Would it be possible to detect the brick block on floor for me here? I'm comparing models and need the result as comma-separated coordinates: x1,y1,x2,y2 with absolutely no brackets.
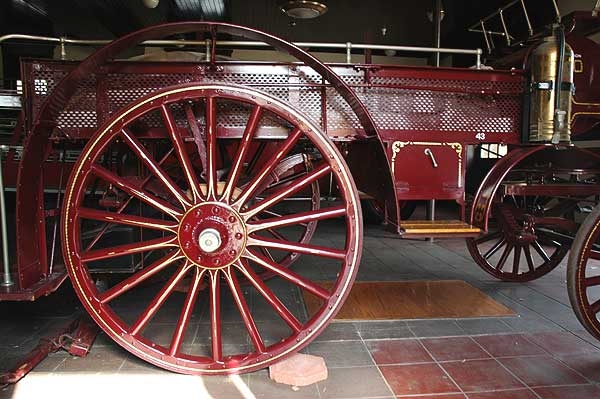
269,353,327,386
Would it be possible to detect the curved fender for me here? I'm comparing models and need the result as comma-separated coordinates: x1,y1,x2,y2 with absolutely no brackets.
470,145,548,231
16,22,382,276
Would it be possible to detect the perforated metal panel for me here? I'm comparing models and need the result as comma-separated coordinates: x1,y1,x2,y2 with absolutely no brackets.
22,60,525,140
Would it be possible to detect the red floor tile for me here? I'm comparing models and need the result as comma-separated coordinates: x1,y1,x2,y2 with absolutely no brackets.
498,356,587,387
367,339,433,365
403,395,466,399
473,334,546,357
533,384,600,399
379,363,460,395
526,331,600,356
442,359,525,392
421,337,490,362
466,389,538,399
558,352,600,382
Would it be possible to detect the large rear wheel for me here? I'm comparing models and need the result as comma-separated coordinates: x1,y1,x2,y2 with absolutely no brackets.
62,83,362,374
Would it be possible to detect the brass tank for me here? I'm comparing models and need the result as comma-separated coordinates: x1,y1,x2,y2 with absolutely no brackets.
528,35,574,142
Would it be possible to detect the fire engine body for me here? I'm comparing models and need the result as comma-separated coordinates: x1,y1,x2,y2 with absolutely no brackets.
0,6,599,375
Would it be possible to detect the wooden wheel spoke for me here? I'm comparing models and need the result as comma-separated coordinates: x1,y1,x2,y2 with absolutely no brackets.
78,207,178,232
91,164,181,218
484,237,506,260
532,240,551,262
120,128,191,208
161,105,202,202
512,246,522,275
222,106,262,203
584,275,600,287
495,243,513,271
85,149,176,251
99,251,182,304
248,236,346,260
234,127,303,207
260,209,310,228
247,205,345,233
243,163,331,219
266,228,287,242
208,270,222,362
81,236,178,263
235,260,303,332
223,267,266,353
130,262,192,336
204,96,218,200
475,231,502,245
523,245,535,272
590,298,600,315
245,249,331,300
169,268,206,356
184,103,208,174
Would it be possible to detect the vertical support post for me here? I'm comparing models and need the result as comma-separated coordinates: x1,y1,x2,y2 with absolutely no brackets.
499,9,511,46
345,42,352,64
476,49,482,69
0,146,13,286
520,0,534,36
205,38,211,62
433,0,442,67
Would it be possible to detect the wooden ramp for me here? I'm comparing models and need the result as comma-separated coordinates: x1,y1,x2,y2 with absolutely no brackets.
399,220,481,238
304,280,515,320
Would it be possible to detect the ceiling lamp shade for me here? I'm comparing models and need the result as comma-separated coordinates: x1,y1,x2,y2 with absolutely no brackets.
280,1,328,19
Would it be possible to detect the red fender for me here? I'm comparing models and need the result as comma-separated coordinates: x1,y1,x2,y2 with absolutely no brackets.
470,145,549,231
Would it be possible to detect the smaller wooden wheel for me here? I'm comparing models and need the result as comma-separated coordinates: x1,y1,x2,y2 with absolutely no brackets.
568,203,600,341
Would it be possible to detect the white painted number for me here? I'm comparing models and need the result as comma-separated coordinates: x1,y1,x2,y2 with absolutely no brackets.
475,133,486,140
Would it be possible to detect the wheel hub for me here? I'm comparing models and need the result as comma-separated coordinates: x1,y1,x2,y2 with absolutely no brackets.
178,203,246,268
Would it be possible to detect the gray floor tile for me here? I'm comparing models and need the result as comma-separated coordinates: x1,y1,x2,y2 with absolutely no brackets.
307,341,374,368
317,366,393,399
248,369,320,398
407,319,466,338
354,321,414,340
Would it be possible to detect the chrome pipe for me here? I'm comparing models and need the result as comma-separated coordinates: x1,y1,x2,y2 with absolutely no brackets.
0,34,482,63
499,9,511,46
0,145,13,287
520,0,534,36
346,42,352,64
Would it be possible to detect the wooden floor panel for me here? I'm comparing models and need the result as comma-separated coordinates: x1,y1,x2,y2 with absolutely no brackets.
304,280,515,320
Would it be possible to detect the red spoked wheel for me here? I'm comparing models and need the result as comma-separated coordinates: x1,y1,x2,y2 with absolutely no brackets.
568,203,600,341
467,170,586,282
62,83,362,374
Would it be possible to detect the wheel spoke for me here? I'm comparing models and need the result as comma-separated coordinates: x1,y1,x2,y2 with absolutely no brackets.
91,164,181,218
234,127,303,208
223,267,266,353
243,163,332,219
161,105,202,202
235,260,303,332
495,243,513,271
99,251,183,304
512,246,522,275
523,245,535,272
532,240,551,262
85,149,176,251
184,103,208,175
585,276,600,287
248,236,346,260
484,237,506,260
81,235,178,263
120,128,192,208
247,205,345,233
245,249,331,300
589,249,600,260
78,207,178,232
169,268,206,356
204,96,218,200
221,105,262,203
130,262,192,336
475,231,502,245
208,270,222,362
590,298,600,315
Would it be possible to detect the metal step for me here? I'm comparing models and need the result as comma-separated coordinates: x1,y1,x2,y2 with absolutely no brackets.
399,220,481,238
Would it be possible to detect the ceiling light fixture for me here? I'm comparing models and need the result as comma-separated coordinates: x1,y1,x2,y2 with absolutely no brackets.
280,1,328,19
142,0,160,9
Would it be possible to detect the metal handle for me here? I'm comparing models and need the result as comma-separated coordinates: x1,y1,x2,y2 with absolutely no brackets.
0,145,13,286
424,148,438,168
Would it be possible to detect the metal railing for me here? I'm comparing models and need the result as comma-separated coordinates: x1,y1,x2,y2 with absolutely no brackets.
0,34,483,68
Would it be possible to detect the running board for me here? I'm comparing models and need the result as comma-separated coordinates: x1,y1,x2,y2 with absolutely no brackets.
399,220,481,238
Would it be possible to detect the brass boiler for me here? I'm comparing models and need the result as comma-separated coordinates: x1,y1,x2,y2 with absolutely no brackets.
528,35,574,142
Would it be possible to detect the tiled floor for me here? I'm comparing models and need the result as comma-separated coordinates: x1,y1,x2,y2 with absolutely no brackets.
1,216,600,398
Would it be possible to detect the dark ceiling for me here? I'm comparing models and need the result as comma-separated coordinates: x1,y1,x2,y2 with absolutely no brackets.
0,0,573,81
